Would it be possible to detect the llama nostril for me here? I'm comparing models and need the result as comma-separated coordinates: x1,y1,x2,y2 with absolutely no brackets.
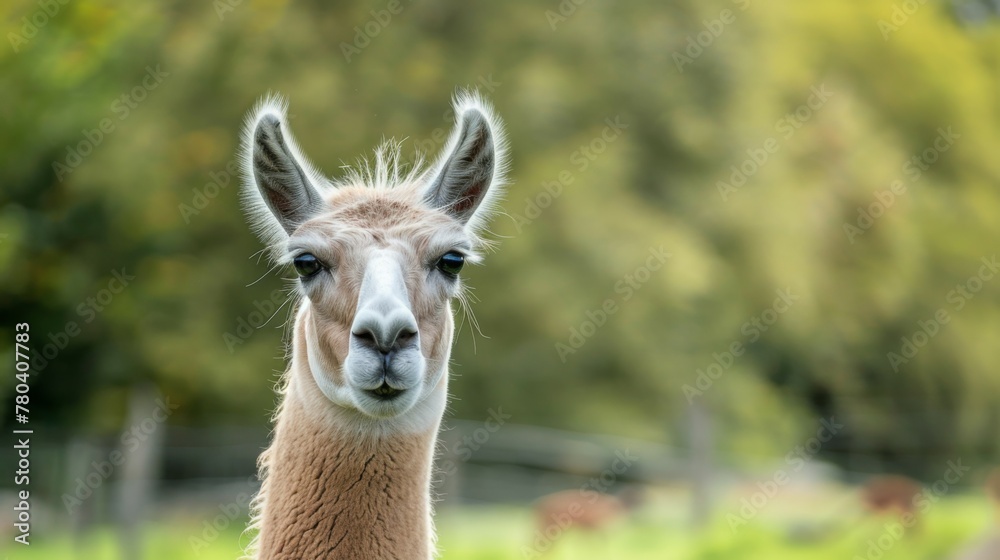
351,326,416,354
395,329,418,347
352,329,379,351
351,308,418,354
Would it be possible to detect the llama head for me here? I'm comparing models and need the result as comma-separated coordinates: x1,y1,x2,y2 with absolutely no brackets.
241,93,507,425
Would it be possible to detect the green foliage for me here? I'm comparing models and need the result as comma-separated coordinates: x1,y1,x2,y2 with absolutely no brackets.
1,0,999,473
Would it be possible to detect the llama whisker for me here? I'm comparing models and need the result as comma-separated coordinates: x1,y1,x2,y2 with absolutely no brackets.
258,292,295,330
455,286,488,355
245,260,285,288
249,246,269,263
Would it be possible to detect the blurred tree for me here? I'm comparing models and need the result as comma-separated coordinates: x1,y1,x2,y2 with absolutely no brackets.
0,0,998,481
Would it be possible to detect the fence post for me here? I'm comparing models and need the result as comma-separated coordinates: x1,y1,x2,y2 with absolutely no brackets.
688,399,713,528
116,384,166,560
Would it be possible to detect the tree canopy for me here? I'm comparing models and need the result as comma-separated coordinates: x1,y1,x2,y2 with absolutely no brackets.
2,0,999,478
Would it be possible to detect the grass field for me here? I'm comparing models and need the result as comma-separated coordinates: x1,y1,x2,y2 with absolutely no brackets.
1,497,992,559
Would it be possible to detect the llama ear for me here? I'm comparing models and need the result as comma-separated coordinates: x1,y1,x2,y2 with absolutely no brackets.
424,100,503,228
249,112,325,235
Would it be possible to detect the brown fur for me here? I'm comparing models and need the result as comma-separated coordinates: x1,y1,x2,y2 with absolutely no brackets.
860,475,923,519
254,355,436,559
535,491,630,536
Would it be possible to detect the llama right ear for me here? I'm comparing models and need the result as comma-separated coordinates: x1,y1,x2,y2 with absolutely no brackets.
249,112,325,235
424,94,507,232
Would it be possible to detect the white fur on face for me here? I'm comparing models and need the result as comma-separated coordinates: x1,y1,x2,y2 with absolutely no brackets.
242,92,506,435
294,219,460,432
302,301,355,409
301,293,452,435
343,250,425,418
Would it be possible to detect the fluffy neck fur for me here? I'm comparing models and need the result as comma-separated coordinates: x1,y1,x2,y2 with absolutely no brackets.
249,318,443,560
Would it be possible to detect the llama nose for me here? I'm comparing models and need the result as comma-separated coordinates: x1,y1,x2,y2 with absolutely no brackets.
351,305,419,355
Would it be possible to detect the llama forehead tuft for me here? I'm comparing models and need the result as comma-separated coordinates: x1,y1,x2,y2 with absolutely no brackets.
290,188,465,254
239,91,508,259
323,190,446,230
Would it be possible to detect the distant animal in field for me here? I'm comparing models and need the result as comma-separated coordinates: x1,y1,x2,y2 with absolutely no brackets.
860,475,923,520
532,487,642,545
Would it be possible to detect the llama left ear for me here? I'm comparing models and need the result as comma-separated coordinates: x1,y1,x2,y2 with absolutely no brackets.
424,96,505,229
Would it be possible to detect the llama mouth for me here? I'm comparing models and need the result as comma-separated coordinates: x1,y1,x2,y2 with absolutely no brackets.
366,382,404,401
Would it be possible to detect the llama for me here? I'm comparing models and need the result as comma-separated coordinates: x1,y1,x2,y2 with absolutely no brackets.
238,92,507,559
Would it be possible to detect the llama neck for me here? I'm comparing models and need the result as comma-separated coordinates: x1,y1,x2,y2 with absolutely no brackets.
254,370,439,560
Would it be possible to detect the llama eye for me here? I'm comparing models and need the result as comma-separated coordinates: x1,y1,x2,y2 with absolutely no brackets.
292,253,323,278
436,251,465,277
